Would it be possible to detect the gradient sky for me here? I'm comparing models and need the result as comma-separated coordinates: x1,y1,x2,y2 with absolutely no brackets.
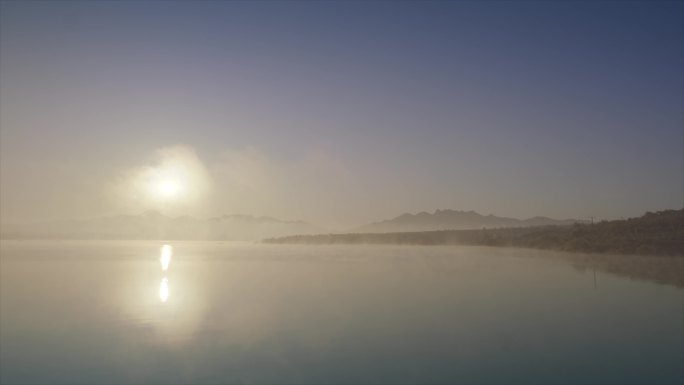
1,1,682,227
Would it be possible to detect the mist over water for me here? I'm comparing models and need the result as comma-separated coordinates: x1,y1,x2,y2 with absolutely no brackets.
1,2,682,384
1,241,682,384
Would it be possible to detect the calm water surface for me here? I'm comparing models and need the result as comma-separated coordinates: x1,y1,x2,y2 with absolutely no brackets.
1,241,682,384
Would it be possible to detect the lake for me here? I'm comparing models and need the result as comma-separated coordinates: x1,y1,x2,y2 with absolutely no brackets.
1,241,682,384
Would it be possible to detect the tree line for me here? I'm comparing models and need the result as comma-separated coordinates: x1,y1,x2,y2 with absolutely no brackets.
264,209,683,256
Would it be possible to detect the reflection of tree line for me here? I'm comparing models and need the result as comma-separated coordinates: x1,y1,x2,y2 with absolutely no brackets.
265,210,684,286
565,252,684,288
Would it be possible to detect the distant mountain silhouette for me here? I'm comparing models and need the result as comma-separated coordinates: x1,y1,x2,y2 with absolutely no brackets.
0,210,322,241
356,209,579,233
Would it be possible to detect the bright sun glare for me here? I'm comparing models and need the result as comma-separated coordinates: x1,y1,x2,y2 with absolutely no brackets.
158,180,180,198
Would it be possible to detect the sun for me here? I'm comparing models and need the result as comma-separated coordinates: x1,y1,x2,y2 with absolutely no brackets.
158,180,180,198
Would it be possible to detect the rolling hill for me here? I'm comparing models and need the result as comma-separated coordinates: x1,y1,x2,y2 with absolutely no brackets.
356,209,579,232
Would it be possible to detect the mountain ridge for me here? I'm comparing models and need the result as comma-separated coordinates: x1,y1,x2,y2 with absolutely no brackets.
356,209,580,233
2,208,584,240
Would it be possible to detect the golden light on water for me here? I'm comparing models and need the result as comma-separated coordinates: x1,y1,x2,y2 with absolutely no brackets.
160,244,172,271
159,277,169,302
159,244,172,303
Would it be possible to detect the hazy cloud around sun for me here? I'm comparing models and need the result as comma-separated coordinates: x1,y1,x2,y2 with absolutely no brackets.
111,144,355,226
211,146,355,225
112,145,213,216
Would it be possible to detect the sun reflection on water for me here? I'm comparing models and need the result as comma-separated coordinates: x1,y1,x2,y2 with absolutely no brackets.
160,244,172,271
159,244,172,303
160,277,169,302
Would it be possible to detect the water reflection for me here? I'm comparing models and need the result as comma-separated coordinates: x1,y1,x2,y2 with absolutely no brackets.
1,242,682,385
159,244,172,303
159,277,169,302
160,244,172,271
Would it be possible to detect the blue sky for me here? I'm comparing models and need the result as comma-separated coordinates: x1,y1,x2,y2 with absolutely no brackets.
1,1,682,226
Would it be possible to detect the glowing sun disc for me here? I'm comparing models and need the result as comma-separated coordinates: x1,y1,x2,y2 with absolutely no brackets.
158,180,179,198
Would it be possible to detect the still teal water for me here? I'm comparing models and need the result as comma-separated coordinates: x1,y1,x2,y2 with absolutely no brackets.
1,241,682,384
